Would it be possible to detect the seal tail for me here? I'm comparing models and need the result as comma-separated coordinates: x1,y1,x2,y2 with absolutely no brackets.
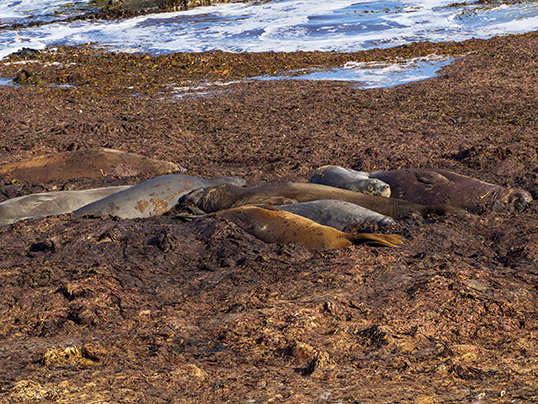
349,233,403,248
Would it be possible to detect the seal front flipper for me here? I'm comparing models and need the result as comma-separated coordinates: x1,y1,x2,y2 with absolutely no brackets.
415,171,449,186
418,203,467,217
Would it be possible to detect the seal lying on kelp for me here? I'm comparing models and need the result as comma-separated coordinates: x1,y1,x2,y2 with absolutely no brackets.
217,204,402,249
178,182,464,219
278,200,395,230
75,174,246,219
0,148,182,182
310,165,391,197
0,185,131,225
368,169,532,211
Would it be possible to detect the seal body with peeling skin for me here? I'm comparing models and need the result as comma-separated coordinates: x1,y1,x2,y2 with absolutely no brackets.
217,204,402,249
178,182,464,219
368,169,533,211
310,165,391,197
75,174,246,219
0,186,132,225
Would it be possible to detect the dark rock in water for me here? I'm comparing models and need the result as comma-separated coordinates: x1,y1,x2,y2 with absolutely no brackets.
12,48,41,57
13,70,38,85
114,0,240,13
115,0,184,12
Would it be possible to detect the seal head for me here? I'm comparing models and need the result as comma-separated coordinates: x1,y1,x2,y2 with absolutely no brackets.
310,165,391,197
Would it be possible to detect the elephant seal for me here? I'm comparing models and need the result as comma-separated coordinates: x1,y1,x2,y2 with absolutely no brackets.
368,169,533,210
178,182,464,219
0,185,131,225
278,200,395,230
310,166,391,197
217,204,402,249
0,148,182,182
75,174,246,219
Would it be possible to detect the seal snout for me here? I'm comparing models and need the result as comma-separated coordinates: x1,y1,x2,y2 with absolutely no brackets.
512,189,533,204
498,187,533,206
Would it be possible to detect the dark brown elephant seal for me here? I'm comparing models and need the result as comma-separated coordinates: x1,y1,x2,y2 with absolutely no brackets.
217,204,402,249
368,169,532,210
0,148,182,182
310,165,391,197
178,182,464,219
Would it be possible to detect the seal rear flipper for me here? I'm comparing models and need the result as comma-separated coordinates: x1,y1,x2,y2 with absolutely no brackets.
349,233,403,248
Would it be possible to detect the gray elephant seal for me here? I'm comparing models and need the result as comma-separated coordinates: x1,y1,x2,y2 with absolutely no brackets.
178,182,464,219
0,186,131,225
310,165,391,197
278,200,395,230
75,174,246,219
0,148,182,182
217,204,402,249
368,169,533,210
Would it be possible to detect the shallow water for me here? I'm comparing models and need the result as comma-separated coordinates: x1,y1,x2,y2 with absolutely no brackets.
1,0,537,86
267,55,456,88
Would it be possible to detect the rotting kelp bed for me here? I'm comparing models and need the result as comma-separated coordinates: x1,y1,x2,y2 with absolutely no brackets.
1,32,538,402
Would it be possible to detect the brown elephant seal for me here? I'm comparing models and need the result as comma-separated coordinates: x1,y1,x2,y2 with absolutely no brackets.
310,165,391,197
278,200,395,230
0,185,131,225
368,169,533,211
178,182,464,219
217,204,402,249
75,174,246,219
0,148,183,182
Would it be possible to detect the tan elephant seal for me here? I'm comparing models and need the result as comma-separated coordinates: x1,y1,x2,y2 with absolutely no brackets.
75,174,246,219
0,148,183,182
278,200,395,230
217,204,402,249
368,169,533,211
310,165,391,197
178,182,464,219
0,185,131,225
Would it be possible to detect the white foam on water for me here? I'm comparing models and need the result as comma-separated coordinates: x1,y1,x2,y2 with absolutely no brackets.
2,0,538,58
1,0,537,84
0,0,104,26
